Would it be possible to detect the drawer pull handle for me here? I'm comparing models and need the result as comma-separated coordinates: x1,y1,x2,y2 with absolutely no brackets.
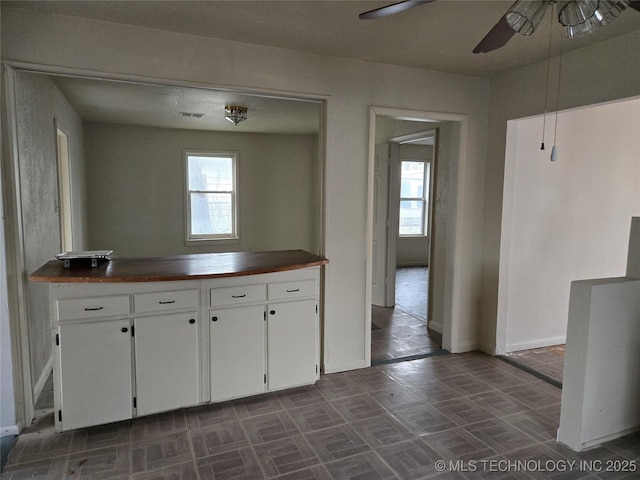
286,289,300,293
211,316,218,322
84,306,104,311
232,294,246,298
158,300,175,304
270,310,276,315
189,318,196,324
121,327,128,333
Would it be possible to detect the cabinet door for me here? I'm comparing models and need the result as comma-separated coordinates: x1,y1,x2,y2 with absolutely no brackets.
58,319,132,430
134,312,199,416
210,305,265,401
267,299,317,391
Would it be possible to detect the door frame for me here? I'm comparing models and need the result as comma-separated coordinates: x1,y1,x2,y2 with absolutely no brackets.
365,106,469,364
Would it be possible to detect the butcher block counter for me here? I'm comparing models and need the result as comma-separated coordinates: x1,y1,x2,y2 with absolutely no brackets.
31,250,327,432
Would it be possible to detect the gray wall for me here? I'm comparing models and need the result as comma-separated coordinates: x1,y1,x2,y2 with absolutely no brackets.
84,123,320,256
14,71,87,407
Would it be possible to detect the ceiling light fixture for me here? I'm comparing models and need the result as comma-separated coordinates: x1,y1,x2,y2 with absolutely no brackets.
224,105,248,125
505,0,629,39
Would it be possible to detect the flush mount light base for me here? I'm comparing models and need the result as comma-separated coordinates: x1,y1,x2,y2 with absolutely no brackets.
224,105,248,125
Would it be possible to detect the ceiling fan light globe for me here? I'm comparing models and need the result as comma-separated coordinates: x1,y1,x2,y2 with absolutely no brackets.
558,0,628,38
505,0,549,35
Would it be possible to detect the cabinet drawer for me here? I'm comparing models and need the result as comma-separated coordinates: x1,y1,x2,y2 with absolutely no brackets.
134,289,198,313
57,295,130,321
268,280,315,301
210,284,265,307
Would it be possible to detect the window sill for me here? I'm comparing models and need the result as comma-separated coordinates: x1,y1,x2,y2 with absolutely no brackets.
185,238,240,247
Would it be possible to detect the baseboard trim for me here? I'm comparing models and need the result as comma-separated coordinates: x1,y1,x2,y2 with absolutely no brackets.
323,359,368,374
428,321,443,334
0,425,19,437
506,336,566,352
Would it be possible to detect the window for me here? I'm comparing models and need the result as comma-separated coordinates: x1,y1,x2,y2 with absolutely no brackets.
185,151,238,242
399,160,430,236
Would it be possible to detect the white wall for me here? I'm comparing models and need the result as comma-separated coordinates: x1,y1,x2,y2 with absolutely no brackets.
84,123,319,257
1,7,489,374
500,98,640,351
482,30,640,354
13,71,87,405
0,164,16,436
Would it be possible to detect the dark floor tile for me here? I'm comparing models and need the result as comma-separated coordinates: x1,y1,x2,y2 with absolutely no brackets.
5,431,73,466
232,393,284,419
196,447,265,480
323,451,398,480
406,379,460,404
287,402,345,433
1,456,68,480
277,385,326,409
409,357,464,380
131,409,187,443
315,372,365,401
272,464,332,480
464,418,538,454
535,402,562,424
439,373,495,396
421,427,496,463
184,401,238,429
376,438,441,479
467,389,531,417
64,444,131,479
348,369,401,393
130,431,193,474
190,420,249,457
502,381,562,410
472,368,530,390
433,397,494,427
370,384,426,413
392,404,458,437
304,424,370,462
330,393,388,423
241,410,301,444
130,461,199,480
507,410,559,443
253,435,320,477
349,413,414,448
70,421,132,453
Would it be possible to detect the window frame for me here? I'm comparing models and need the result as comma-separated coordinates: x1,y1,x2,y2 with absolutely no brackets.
398,159,430,238
184,150,239,245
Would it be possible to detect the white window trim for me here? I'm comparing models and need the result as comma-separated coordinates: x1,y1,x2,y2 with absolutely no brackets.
399,159,429,238
184,150,239,245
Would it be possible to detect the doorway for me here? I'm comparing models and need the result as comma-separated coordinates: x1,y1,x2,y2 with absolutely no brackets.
370,121,443,363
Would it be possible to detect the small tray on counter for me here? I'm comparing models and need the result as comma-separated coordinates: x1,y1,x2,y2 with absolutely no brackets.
56,250,113,268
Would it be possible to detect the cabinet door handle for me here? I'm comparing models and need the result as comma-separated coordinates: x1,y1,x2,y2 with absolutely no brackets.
158,300,175,304
211,316,218,322
232,294,246,298
84,306,104,311
189,318,196,324
286,289,300,293
270,310,276,315
121,327,128,333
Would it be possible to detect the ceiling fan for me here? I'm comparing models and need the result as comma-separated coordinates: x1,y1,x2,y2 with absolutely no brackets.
359,0,640,53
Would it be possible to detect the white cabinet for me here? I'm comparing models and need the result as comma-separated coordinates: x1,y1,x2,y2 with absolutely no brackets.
48,266,321,432
210,305,265,401
134,312,199,416
58,319,132,430
267,299,317,391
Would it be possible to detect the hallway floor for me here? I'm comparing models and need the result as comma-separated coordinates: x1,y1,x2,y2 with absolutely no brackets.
504,345,566,387
4,351,639,479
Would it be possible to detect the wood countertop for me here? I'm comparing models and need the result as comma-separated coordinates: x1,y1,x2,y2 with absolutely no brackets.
29,250,328,283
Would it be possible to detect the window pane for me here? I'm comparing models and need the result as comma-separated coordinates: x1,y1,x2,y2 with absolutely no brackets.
399,200,423,235
190,192,233,235
188,156,233,191
400,161,424,198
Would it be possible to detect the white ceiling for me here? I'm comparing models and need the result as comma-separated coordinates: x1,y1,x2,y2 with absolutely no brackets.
11,1,640,134
8,0,640,77
49,75,322,134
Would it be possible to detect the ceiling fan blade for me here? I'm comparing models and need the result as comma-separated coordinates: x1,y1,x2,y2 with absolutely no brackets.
473,15,517,53
359,0,435,20
628,1,640,12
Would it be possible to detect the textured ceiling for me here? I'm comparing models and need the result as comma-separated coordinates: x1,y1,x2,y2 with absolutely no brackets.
6,0,640,77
